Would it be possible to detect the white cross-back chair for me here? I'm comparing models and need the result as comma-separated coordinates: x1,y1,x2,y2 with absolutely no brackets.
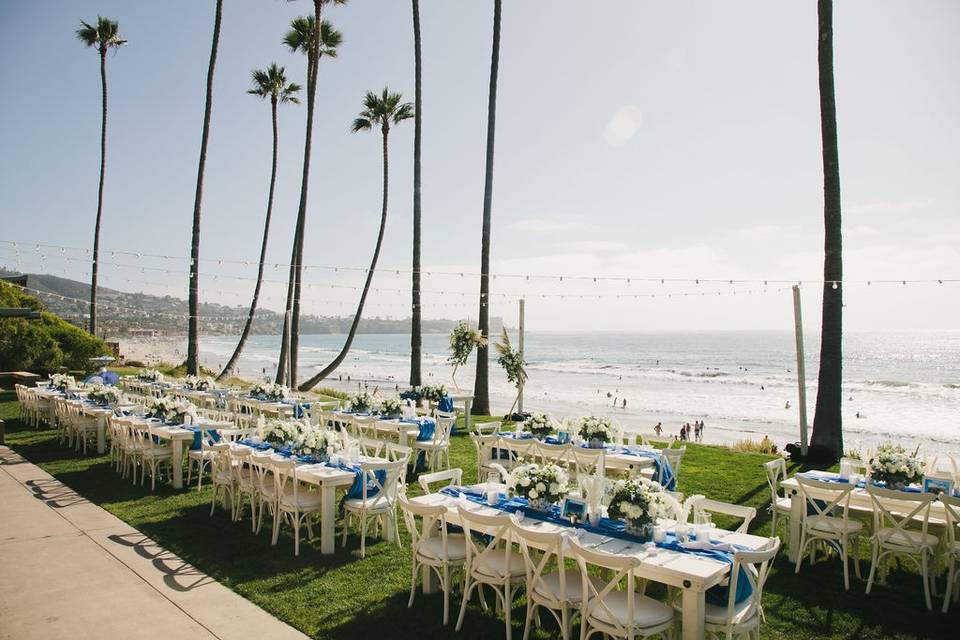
341,459,406,558
687,497,757,534
569,536,675,640
399,495,468,625
474,420,502,436
514,522,598,640
662,446,685,482
567,446,605,479
865,485,938,610
271,458,322,556
672,537,781,640
794,476,863,590
536,441,571,467
250,450,277,536
134,423,173,490
209,442,236,518
186,426,222,490
455,505,526,640
939,494,960,613
763,458,792,537
413,416,455,471
418,468,463,494
230,446,258,530
471,434,503,483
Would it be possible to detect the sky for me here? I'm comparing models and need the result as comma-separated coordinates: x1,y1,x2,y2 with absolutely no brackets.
1,0,958,333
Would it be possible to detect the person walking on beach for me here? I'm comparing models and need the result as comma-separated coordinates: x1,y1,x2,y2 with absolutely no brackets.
622,398,627,409
654,422,662,437
679,425,687,441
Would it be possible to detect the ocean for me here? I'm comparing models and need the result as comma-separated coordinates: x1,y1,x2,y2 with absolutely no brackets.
198,331,960,457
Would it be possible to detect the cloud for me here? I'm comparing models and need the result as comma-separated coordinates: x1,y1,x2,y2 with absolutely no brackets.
507,217,585,233
603,105,643,146
847,199,934,216
553,240,628,253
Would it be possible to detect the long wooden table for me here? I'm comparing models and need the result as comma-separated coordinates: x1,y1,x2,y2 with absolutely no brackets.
411,487,772,640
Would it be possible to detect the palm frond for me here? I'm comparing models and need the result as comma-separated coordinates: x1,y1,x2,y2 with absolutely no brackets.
351,117,372,133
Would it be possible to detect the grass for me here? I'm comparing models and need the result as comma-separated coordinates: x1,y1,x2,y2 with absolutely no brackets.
1,392,955,639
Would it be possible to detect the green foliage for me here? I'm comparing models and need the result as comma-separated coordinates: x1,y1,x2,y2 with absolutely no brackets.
447,320,486,367
0,282,109,372
494,327,526,389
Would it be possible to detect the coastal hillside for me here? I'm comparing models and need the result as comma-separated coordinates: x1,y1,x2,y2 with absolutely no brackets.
0,269,463,336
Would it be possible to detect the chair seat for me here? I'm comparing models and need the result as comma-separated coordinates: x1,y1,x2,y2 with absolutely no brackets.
343,495,393,512
414,442,448,450
258,483,278,499
589,592,674,629
533,569,600,603
876,527,938,549
773,497,792,513
188,450,216,460
673,596,757,626
808,515,862,535
280,490,322,510
142,446,173,458
212,471,234,485
418,535,468,562
475,553,526,579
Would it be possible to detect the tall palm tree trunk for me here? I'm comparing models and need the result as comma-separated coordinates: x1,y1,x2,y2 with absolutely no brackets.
300,127,390,390
187,0,223,376
219,98,279,381
89,48,108,337
810,0,844,460
409,0,423,387
279,1,322,387
472,0,502,416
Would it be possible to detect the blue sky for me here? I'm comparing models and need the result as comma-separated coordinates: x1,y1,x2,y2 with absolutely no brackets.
1,0,958,332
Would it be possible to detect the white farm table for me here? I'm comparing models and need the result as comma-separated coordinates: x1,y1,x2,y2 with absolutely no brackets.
410,488,772,640
780,470,951,564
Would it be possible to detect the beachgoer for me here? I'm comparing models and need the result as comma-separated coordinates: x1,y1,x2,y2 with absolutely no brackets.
785,401,791,409
622,398,627,409
679,427,686,441
613,396,618,407
654,422,662,436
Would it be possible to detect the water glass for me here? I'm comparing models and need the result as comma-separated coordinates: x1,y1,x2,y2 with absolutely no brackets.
653,526,666,543
675,524,690,543
487,471,500,486
486,489,499,505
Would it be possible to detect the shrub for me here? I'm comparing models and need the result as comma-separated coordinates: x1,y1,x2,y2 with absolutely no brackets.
731,436,779,455
0,282,110,372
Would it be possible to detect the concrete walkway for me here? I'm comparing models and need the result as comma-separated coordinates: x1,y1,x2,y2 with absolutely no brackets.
0,446,310,640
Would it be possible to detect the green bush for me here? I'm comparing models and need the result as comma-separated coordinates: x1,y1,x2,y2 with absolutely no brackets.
0,282,110,372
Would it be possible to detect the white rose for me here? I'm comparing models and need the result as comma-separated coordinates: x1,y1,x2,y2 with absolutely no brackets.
536,482,546,492
529,489,539,499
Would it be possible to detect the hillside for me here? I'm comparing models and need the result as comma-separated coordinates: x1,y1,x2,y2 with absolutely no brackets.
0,270,465,337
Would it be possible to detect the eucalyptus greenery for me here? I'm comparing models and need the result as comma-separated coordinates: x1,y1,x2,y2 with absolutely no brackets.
495,327,527,417
447,320,487,389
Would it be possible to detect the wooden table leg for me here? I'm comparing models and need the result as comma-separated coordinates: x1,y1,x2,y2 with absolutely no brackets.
462,399,473,434
320,485,337,554
788,488,803,563
171,440,184,489
681,585,705,640
97,415,107,454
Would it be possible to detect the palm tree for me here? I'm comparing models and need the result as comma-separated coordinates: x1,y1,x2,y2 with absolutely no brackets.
75,16,126,338
810,0,844,461
217,65,300,381
409,0,424,388
472,0,503,416
275,7,344,386
186,0,224,376
299,88,413,390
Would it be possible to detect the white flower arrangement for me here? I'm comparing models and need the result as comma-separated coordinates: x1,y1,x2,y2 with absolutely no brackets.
88,384,122,405
349,391,375,413
49,373,75,390
508,460,569,505
145,396,197,424
869,443,925,487
293,421,341,458
138,369,164,382
263,418,301,447
579,416,613,443
522,412,554,438
184,375,215,391
420,384,448,402
250,381,289,401
606,477,676,528
379,396,403,416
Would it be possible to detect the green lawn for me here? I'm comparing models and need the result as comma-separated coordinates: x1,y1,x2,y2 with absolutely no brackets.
1,392,954,639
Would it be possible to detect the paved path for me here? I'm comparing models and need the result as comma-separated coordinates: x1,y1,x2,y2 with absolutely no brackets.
0,446,310,640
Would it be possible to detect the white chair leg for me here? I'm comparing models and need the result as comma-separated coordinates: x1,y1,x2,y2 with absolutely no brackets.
456,579,476,631
944,559,956,613
922,552,933,611
865,544,879,595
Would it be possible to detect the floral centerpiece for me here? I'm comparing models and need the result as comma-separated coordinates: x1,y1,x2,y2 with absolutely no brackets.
293,421,341,459
606,477,675,540
579,416,613,448
138,369,163,382
49,373,74,391
869,443,925,489
184,375,215,392
250,381,288,402
263,418,301,448
508,461,569,512
522,412,554,439
399,387,422,402
88,385,122,406
448,321,487,390
420,384,448,403
379,396,403,418
145,396,197,424
349,391,375,413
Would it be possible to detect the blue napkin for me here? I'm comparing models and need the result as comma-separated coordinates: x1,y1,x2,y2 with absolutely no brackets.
187,426,221,451
439,395,454,413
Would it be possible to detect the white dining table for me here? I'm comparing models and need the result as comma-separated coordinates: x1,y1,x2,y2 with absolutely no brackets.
780,470,951,564
410,487,772,640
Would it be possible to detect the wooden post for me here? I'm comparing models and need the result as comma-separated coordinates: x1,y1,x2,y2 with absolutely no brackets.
518,298,525,413
792,285,809,457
